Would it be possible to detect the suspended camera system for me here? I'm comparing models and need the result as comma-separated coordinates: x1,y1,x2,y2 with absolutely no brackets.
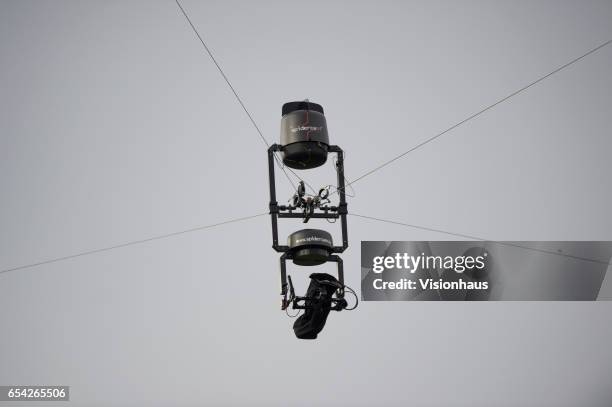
268,101,357,339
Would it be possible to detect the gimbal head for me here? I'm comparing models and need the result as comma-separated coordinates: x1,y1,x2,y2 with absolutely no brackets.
287,275,348,312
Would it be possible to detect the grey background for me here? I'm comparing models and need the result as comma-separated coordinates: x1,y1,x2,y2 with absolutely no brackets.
1,0,611,406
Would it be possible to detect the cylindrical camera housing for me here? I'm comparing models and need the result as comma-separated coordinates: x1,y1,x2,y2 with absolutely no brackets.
280,101,329,169
287,228,333,266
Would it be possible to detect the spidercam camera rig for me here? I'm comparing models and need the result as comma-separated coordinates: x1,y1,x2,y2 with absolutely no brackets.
268,101,356,339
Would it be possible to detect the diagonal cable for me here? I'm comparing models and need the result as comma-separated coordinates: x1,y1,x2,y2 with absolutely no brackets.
333,39,612,195
174,0,269,147
0,212,267,275
174,0,306,193
350,213,611,266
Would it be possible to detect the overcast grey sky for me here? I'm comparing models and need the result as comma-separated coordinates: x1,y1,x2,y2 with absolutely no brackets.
1,1,612,406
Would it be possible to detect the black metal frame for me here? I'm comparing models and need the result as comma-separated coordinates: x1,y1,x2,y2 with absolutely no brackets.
279,253,346,310
268,144,349,309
